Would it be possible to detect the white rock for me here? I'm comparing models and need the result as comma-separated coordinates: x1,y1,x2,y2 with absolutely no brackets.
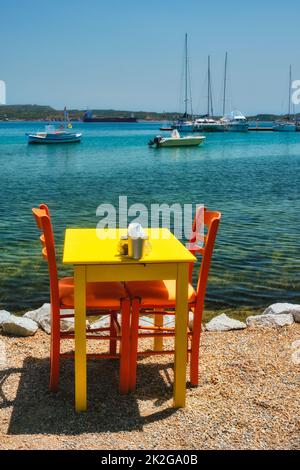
138,315,157,331
2,315,38,337
89,315,119,336
263,303,300,322
294,312,300,323
0,310,11,327
188,311,206,331
89,316,111,330
205,313,246,332
89,315,112,335
24,303,51,334
0,339,7,370
138,312,193,330
137,312,201,332
24,303,50,323
246,313,294,328
24,304,87,334
39,313,82,335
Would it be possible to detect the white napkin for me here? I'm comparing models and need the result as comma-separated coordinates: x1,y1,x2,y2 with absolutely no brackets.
128,222,146,239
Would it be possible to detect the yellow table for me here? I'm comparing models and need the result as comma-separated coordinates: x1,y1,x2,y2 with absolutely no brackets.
63,228,196,411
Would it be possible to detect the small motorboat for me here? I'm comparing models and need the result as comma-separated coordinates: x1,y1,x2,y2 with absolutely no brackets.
26,108,82,144
148,129,205,148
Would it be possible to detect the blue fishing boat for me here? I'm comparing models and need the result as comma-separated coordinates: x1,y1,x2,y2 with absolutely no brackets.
26,108,82,144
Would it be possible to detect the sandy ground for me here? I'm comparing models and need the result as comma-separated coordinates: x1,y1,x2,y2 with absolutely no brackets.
0,325,299,450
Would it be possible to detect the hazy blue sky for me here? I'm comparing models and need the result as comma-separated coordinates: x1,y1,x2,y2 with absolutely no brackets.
1,0,300,114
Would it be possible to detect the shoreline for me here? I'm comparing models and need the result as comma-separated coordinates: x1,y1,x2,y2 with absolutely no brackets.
11,306,263,323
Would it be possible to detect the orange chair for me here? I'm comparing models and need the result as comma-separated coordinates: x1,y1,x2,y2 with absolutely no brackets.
32,204,131,394
126,208,221,391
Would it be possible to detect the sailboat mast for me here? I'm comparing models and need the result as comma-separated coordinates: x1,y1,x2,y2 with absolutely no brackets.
223,52,228,116
184,33,188,117
208,55,211,117
288,65,292,119
209,58,214,117
64,106,67,129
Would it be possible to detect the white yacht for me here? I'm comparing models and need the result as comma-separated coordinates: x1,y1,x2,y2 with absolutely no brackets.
222,110,249,132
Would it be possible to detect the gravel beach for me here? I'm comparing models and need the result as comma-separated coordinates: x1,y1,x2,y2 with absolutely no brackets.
0,325,299,450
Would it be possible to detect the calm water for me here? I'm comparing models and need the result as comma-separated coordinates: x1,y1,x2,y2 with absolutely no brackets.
0,121,300,311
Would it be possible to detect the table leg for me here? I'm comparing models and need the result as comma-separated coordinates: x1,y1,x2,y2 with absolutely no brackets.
74,265,87,412
174,263,189,408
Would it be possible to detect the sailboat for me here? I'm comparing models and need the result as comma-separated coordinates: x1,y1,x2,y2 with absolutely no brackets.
26,107,82,144
172,34,194,133
220,52,248,132
194,56,225,132
273,65,296,132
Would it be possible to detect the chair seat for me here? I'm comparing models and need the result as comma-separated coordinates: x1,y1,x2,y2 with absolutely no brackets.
125,280,196,306
59,277,126,308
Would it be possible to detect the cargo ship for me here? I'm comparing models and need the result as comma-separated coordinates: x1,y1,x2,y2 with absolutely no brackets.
82,110,137,123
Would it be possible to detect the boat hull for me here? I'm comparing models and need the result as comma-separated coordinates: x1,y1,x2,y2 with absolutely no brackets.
27,133,82,144
83,117,137,123
193,123,226,132
273,123,296,132
224,123,248,132
175,125,194,133
151,136,206,148
172,121,194,133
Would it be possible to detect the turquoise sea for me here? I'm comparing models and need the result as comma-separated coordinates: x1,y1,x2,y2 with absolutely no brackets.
0,121,300,312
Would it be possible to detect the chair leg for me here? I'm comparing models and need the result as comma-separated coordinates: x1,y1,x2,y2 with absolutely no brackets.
49,305,60,392
129,298,140,392
109,311,117,356
119,298,130,394
190,308,203,386
153,310,164,351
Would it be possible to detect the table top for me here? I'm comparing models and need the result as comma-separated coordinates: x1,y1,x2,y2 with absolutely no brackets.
63,228,196,265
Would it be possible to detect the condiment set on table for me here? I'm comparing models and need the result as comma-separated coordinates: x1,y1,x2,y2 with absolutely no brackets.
118,223,151,259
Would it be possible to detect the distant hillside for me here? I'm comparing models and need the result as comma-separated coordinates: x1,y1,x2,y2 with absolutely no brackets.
0,105,300,122
0,105,59,120
247,113,300,121
0,105,180,121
